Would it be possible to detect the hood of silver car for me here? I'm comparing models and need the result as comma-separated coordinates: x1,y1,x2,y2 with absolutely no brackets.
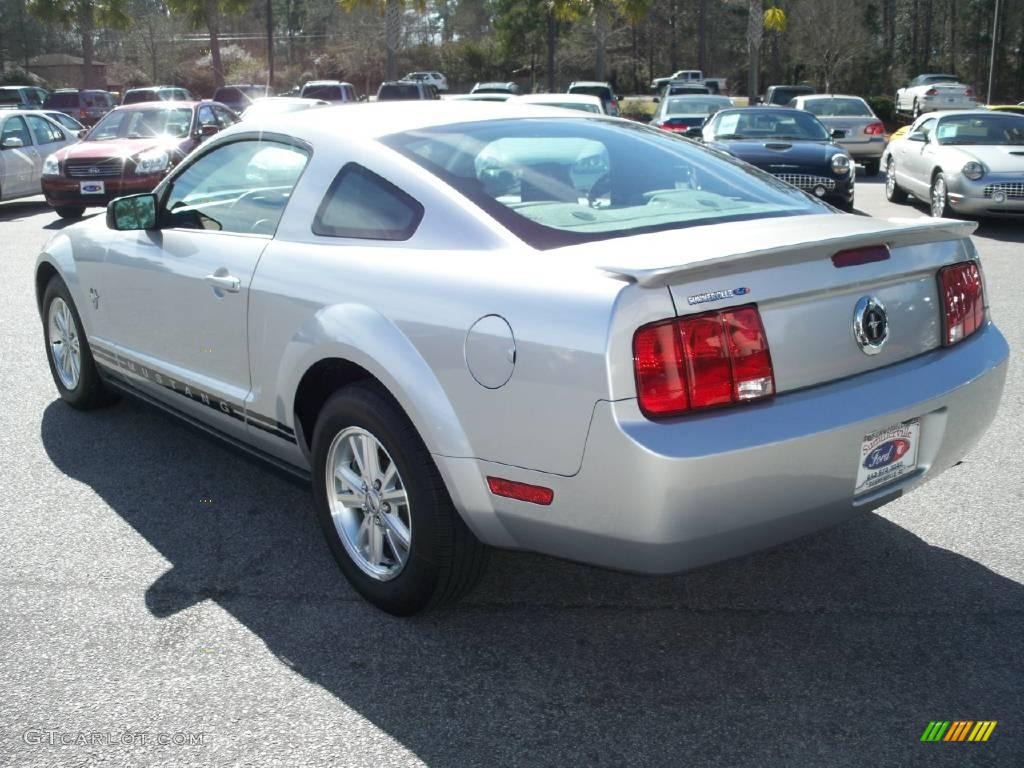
948,145,1024,174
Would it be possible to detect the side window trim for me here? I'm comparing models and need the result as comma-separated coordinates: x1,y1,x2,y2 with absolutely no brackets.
312,163,424,241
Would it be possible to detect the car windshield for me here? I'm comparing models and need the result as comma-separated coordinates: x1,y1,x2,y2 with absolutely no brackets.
303,85,342,100
665,98,727,116
47,92,79,107
383,118,828,249
935,114,1024,145
379,84,422,100
570,86,612,99
123,90,157,104
89,107,193,140
474,86,511,94
709,110,830,141
768,88,812,104
802,98,872,117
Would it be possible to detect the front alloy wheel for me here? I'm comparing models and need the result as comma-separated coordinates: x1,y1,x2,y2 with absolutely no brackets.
326,426,412,581
885,159,908,203
931,173,952,218
48,297,81,391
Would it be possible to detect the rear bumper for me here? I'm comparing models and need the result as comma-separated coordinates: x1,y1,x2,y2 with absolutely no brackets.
42,174,164,208
444,323,1008,573
841,139,886,161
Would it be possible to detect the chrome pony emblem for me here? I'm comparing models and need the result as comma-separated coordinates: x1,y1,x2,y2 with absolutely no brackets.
853,296,888,355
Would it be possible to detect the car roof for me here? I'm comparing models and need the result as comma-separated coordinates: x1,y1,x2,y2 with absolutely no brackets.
237,100,608,140
664,94,731,102
570,81,611,87
925,109,1014,118
797,94,865,101
111,100,205,111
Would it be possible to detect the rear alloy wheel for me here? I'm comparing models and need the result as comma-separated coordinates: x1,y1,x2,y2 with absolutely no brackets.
55,206,85,219
42,276,117,409
930,172,953,218
885,158,908,203
912,100,921,119
311,383,488,615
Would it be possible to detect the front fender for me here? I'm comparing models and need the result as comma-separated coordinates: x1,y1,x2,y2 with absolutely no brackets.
279,302,474,460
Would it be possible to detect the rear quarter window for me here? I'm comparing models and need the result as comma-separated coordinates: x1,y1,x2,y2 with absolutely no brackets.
313,163,423,240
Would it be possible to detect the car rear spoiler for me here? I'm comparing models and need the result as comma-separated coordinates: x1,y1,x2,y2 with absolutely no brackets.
600,217,978,288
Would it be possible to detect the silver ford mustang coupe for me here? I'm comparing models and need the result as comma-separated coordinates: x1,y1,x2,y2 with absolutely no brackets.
883,110,1024,217
36,102,1009,614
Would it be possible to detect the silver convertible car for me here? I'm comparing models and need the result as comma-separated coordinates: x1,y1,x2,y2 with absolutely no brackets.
36,102,1009,614
883,110,1024,217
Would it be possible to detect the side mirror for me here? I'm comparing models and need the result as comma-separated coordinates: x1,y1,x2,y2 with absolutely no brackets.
199,124,219,137
2,136,24,149
684,127,704,140
906,132,927,143
76,129,88,139
652,96,661,104
831,128,848,140
107,193,157,231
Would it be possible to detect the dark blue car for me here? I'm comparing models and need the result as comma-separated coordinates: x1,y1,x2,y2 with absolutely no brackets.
699,107,855,211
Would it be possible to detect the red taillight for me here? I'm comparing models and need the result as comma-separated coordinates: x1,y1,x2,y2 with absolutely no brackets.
486,477,554,505
938,262,985,346
965,88,974,98
864,122,886,136
611,99,619,111
925,88,939,96
633,304,774,418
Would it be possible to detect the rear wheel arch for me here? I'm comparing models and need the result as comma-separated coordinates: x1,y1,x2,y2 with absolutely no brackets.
293,357,380,456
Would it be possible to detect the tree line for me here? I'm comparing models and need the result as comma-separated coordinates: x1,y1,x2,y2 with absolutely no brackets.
0,0,1019,102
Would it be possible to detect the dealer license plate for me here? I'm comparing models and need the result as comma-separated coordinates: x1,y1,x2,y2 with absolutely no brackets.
80,180,105,195
855,419,920,495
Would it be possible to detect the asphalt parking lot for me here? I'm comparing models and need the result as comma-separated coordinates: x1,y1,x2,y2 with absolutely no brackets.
1,174,1022,767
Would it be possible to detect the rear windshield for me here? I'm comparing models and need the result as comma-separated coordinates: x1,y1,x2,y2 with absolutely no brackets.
0,91,22,105
382,118,827,249
802,98,872,117
665,98,726,115
378,84,422,100
214,87,247,102
769,89,813,104
302,85,342,100
46,92,79,107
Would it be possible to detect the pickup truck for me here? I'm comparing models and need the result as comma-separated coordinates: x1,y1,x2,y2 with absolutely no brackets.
651,70,727,95
895,74,977,118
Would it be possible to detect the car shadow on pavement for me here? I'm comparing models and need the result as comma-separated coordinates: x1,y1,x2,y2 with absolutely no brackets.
40,397,1023,766
0,199,53,223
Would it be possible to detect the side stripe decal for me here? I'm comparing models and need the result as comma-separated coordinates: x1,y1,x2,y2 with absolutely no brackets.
92,344,296,444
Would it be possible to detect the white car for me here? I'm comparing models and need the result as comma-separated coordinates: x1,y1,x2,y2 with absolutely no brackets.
1,110,76,203
510,93,606,114
896,74,977,119
405,71,448,93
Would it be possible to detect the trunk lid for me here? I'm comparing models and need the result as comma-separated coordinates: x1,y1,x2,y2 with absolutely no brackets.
595,213,977,393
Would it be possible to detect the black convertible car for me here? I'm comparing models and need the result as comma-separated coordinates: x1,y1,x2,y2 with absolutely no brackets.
698,107,855,211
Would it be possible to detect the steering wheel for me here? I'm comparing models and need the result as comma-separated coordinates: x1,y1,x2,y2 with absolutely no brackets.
587,173,611,208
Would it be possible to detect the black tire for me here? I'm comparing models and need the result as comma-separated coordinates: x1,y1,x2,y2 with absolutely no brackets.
311,383,488,615
41,276,117,410
55,206,85,219
885,158,908,203
863,159,880,177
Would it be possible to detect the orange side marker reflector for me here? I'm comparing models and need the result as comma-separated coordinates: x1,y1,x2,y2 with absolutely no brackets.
486,477,554,506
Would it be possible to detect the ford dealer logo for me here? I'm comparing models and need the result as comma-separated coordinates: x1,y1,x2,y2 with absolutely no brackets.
863,438,911,470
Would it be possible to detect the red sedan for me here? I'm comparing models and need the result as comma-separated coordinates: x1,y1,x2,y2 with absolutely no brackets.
41,100,238,218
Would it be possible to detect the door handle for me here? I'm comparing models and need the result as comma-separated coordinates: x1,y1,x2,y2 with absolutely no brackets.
204,273,240,293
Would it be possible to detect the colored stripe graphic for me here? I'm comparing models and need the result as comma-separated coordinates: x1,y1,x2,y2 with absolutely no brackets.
921,721,950,741
921,721,996,742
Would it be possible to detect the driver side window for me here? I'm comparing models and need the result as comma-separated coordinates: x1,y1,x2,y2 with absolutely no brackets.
912,118,937,139
161,139,309,235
